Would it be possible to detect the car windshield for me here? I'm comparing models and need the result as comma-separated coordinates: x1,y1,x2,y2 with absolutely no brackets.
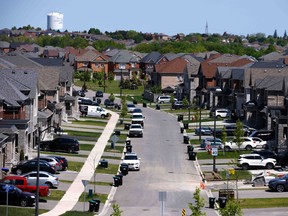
127,104,135,108
132,115,142,119
131,125,141,129
124,155,138,160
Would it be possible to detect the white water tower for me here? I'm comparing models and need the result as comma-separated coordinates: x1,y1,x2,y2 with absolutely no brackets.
47,12,64,30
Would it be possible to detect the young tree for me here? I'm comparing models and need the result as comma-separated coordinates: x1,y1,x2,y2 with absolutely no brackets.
111,203,123,216
183,96,189,109
109,93,115,102
188,187,206,216
120,96,128,120
219,200,243,216
233,119,245,151
221,126,227,155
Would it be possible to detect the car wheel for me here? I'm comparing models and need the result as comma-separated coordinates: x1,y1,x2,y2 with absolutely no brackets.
101,114,105,119
20,199,29,207
266,163,274,169
276,184,285,192
224,146,231,152
245,145,252,151
16,169,22,175
216,115,221,119
242,163,249,170
45,182,53,188
68,147,74,153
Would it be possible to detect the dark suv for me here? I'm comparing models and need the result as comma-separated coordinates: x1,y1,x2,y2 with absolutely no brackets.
11,160,56,175
40,137,80,153
0,183,35,207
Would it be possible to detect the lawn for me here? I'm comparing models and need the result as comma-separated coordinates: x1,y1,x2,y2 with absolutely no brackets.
196,150,251,160
68,161,85,172
74,80,144,96
96,163,119,175
65,130,101,139
0,207,48,215
239,197,288,208
71,120,108,127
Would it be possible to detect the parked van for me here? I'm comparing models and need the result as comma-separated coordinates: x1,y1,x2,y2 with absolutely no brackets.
79,105,108,118
249,130,275,141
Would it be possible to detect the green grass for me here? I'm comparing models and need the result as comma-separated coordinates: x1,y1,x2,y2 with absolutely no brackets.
78,192,108,203
60,211,95,216
74,80,144,95
68,161,85,172
196,150,251,160
80,144,95,151
104,145,124,153
0,207,48,215
96,163,119,174
239,198,288,208
102,155,122,160
45,190,66,200
218,170,251,180
71,120,108,127
65,130,101,139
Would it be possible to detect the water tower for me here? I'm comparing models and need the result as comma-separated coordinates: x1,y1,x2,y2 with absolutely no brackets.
47,12,63,30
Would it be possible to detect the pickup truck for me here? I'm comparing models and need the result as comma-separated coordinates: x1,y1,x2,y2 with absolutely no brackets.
1,175,50,197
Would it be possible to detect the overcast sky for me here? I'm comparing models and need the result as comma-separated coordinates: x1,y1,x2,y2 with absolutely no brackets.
0,0,287,37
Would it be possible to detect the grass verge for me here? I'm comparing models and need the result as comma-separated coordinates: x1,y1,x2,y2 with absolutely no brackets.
45,190,66,200
0,207,48,215
78,192,108,203
65,130,101,139
239,197,288,208
68,161,85,172
196,150,251,160
80,144,95,151
71,120,108,127
60,211,95,216
104,145,124,153
96,163,119,175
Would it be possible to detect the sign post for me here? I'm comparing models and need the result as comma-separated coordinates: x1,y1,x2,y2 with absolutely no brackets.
159,191,167,216
82,180,89,212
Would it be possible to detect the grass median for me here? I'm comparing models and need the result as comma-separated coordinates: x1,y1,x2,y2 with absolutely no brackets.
239,197,288,208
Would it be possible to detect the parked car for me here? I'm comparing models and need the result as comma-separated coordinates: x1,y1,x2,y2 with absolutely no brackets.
200,140,223,150
32,156,62,172
157,95,176,104
201,138,222,149
22,171,59,188
268,174,288,192
224,137,266,151
195,126,213,135
210,108,231,118
47,155,68,171
127,103,136,112
121,152,140,171
128,124,143,137
237,153,276,170
95,90,103,98
78,98,98,106
11,160,56,175
252,150,279,162
172,101,186,109
131,113,144,128
249,130,275,141
1,175,50,197
132,108,142,114
104,99,115,108
0,183,35,207
223,125,250,136
276,150,288,167
40,137,80,153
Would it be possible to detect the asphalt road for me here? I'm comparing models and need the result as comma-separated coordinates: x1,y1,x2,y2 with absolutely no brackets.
111,105,218,216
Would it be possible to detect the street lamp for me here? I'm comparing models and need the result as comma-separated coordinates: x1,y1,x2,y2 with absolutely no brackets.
120,69,123,98
212,92,217,172
35,126,63,216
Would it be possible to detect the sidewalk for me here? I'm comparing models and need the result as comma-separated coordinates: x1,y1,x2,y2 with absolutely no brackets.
40,110,119,216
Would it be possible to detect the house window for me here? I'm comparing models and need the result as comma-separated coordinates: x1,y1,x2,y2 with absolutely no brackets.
119,64,125,69
131,63,135,68
83,63,88,67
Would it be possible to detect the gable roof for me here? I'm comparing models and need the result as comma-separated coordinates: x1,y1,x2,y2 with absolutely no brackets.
75,49,109,62
140,51,166,64
155,57,187,74
109,50,140,63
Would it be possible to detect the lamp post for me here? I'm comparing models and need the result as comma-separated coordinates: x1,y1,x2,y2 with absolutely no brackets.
212,92,217,172
35,126,62,216
120,69,123,98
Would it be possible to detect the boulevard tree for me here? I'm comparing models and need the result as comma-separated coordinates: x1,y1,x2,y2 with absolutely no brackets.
233,119,245,151
188,187,206,216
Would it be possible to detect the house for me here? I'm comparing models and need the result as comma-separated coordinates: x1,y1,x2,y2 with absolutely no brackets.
140,51,169,81
0,68,39,167
108,50,141,80
197,53,256,109
0,41,10,54
74,49,109,75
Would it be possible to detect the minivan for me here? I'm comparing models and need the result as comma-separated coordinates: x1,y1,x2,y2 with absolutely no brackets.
249,130,275,141
157,95,177,104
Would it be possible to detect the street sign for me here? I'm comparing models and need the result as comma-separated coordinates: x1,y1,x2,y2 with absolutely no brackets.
81,180,89,187
159,191,167,201
211,148,218,156
111,134,119,143
182,208,186,216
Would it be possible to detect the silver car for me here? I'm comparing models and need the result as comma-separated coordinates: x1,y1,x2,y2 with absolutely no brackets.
22,171,59,188
33,156,62,171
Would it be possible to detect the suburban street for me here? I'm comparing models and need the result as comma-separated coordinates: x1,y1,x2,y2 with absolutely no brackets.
110,104,218,216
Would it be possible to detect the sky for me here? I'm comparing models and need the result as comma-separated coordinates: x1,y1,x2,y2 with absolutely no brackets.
0,0,287,37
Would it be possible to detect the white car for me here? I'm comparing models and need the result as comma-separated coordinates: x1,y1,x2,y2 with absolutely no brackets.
224,137,265,151
212,109,231,118
121,152,140,170
237,153,276,170
157,95,176,104
127,103,136,112
131,113,144,128
22,171,59,188
128,124,143,137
